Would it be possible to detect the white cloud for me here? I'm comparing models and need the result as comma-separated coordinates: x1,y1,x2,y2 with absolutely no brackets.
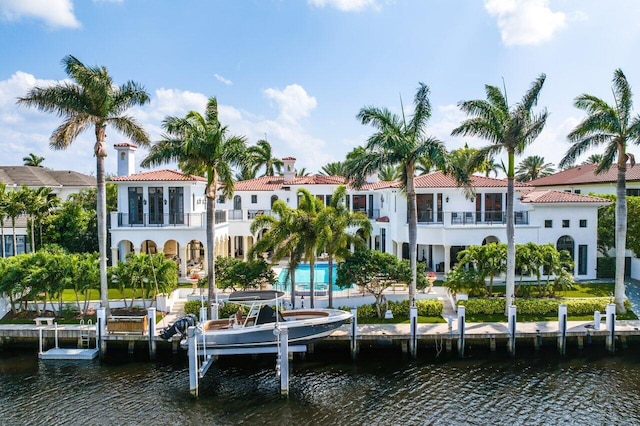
484,0,566,46
0,0,80,29
308,0,380,12
263,84,317,124
214,74,233,86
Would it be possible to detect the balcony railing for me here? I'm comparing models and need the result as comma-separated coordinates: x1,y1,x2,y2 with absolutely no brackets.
450,210,529,225
228,209,273,221
115,212,210,228
417,211,444,224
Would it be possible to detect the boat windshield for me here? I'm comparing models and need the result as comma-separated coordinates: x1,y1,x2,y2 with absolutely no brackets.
228,290,285,302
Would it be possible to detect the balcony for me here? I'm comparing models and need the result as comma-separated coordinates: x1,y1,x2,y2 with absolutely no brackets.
353,207,380,220
228,209,273,221
449,210,529,225
417,211,444,224
112,212,227,228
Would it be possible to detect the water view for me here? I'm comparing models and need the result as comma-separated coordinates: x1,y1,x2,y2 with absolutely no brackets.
1,343,640,425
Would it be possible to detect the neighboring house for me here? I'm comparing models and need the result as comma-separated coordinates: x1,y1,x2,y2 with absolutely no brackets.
0,165,96,256
529,163,640,196
108,146,609,280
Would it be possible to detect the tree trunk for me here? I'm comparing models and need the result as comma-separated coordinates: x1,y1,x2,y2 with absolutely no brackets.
309,259,315,308
327,256,334,308
205,173,218,319
289,265,296,307
11,218,17,256
30,218,35,253
1,219,5,257
505,152,516,315
95,124,110,314
615,158,628,313
406,165,417,304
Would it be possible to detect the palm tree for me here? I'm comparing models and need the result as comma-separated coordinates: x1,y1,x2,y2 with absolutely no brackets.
317,185,371,307
235,165,257,182
296,168,311,177
295,188,324,308
560,69,640,314
320,162,347,177
5,189,25,256
18,55,150,313
582,153,604,165
378,164,401,181
141,97,247,317
248,139,283,177
250,200,304,307
452,74,547,315
0,183,7,258
22,153,45,167
515,155,556,182
346,83,449,303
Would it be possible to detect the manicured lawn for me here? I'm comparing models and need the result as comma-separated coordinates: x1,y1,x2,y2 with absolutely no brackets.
358,316,446,324
57,288,158,302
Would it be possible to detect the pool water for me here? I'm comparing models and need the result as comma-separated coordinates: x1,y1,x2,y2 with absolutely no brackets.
276,263,340,292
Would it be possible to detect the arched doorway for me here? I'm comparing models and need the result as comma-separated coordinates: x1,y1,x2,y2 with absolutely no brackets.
141,240,158,255
482,236,500,245
556,235,575,260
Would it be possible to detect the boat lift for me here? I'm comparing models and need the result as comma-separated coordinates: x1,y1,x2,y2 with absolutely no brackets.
186,324,307,397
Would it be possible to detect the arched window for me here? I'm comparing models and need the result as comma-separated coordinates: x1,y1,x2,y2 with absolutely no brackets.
271,195,279,207
557,235,575,260
233,195,242,210
482,236,500,245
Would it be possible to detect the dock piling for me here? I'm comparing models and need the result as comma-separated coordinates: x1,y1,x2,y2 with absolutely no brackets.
409,305,418,359
350,308,358,359
187,326,198,397
277,326,290,396
558,304,567,355
97,307,106,358
606,304,616,353
457,305,466,358
148,307,156,360
507,305,517,357
594,311,601,331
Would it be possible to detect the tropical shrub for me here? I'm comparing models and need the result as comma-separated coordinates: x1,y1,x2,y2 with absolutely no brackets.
184,300,205,318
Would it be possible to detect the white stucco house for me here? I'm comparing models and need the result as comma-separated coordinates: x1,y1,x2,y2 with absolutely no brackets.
108,144,609,280
0,165,96,256
529,163,640,196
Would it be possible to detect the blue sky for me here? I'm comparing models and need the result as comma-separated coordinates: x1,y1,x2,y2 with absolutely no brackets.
1,0,640,177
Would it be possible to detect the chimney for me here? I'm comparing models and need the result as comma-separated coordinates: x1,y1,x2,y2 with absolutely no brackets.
114,142,138,176
282,156,296,183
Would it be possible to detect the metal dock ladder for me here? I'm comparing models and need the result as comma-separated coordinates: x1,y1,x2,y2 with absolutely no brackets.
79,319,92,349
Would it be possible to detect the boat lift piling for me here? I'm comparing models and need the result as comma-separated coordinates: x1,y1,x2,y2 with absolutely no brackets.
148,307,156,360
507,304,517,357
558,304,567,355
350,308,358,359
97,307,106,359
457,305,466,358
606,303,616,353
409,305,418,359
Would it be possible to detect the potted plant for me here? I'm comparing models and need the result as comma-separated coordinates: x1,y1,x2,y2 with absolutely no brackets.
426,272,437,293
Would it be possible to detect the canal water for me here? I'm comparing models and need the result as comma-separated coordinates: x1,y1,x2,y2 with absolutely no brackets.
1,343,640,425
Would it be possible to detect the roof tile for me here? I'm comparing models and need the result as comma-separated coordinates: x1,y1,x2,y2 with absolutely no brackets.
529,163,640,186
110,169,207,182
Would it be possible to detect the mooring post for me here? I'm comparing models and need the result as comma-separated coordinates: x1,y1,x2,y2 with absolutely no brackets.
507,304,517,357
457,305,466,358
279,326,290,396
594,311,601,331
558,304,567,355
350,308,358,359
54,322,59,349
199,306,208,323
409,304,418,359
210,302,219,320
605,303,616,353
187,326,198,397
97,307,107,359
148,307,157,360
38,328,43,354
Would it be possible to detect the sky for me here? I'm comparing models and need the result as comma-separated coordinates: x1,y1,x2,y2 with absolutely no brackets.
1,0,640,177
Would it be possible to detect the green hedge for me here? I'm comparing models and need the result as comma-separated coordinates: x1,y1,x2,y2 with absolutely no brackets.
338,299,444,319
459,297,631,316
184,300,244,320
184,300,205,318
597,257,615,278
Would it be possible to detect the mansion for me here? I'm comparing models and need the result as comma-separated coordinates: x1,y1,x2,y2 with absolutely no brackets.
109,143,609,280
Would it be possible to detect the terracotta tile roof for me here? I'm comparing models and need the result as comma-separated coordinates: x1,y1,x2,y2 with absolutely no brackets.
395,171,531,189
0,166,95,188
282,156,296,160
520,189,610,204
110,169,207,182
529,163,640,186
358,180,398,190
113,142,138,148
234,175,348,191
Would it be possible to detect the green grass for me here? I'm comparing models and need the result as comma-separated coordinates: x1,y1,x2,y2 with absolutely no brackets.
357,316,446,324
465,310,637,323
486,282,614,298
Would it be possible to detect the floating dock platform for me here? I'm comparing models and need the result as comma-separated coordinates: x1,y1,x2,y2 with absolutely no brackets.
39,347,99,360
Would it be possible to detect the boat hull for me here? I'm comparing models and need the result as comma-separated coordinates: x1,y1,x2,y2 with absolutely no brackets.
189,309,350,350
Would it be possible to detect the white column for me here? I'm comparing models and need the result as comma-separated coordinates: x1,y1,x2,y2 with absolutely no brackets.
444,245,451,273
110,247,118,265
180,246,188,277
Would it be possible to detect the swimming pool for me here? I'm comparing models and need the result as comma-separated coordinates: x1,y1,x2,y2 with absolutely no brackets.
275,263,340,293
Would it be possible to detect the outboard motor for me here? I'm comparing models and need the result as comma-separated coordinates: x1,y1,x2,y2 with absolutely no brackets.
160,314,197,340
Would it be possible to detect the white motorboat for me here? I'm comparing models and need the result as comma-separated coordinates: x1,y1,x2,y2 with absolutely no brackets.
185,290,351,350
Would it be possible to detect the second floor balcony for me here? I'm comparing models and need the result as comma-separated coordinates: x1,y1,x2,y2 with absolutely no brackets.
112,210,227,228
449,210,529,225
